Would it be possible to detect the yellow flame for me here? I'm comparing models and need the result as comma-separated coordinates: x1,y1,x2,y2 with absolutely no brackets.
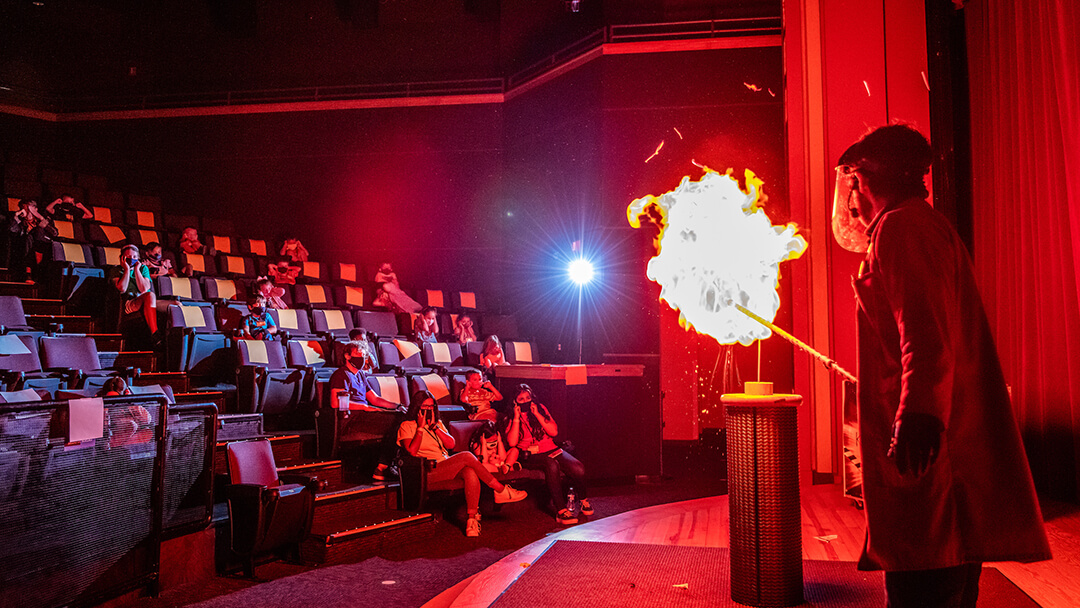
628,169,807,346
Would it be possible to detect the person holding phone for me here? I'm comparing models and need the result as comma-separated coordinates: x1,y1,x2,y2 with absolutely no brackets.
398,390,527,537
112,243,158,338
504,384,589,525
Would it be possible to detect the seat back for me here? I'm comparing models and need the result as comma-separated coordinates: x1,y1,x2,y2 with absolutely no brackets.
40,335,102,371
421,341,465,367
286,339,329,369
409,373,452,405
295,284,334,309
226,439,279,487
237,339,288,370
311,308,353,336
0,388,44,403
168,304,217,331
297,261,325,283
218,254,255,278
504,341,537,364
386,339,424,370
415,289,446,309
463,340,484,366
92,245,123,268
201,277,242,301
124,208,162,230
127,227,163,247
269,308,313,336
49,220,85,244
49,241,93,266
329,263,359,284
209,235,237,255
0,296,30,329
333,285,369,309
158,276,205,301
179,253,217,277
239,238,269,257
0,334,44,373
215,301,249,335
451,291,481,311
365,374,407,405
354,310,400,338
86,224,128,247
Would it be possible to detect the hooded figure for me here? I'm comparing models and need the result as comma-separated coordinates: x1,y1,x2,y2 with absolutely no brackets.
837,125,1050,606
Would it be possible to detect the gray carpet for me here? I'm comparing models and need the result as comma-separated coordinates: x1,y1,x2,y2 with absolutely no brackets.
185,549,508,608
489,541,1040,608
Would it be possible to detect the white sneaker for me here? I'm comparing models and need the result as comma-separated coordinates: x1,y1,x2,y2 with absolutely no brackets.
494,485,527,504
466,516,480,537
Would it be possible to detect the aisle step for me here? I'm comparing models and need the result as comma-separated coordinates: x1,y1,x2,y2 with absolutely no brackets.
0,281,37,299
27,314,92,333
20,298,65,316
302,512,434,565
279,459,344,487
310,482,398,535
134,371,190,394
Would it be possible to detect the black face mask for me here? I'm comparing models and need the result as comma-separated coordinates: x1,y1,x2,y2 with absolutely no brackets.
251,306,264,315
517,400,532,407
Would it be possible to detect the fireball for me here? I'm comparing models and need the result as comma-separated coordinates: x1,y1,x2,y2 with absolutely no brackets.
628,169,807,346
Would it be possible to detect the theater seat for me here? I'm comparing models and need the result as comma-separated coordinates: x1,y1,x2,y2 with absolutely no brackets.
166,305,231,384
226,439,318,577
378,339,431,376
0,296,37,333
235,340,309,423
354,310,403,341
39,335,128,392
269,308,316,339
0,334,66,394
421,341,474,375
504,340,538,364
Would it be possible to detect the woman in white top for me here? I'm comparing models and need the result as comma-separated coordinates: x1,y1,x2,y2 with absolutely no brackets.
397,390,526,536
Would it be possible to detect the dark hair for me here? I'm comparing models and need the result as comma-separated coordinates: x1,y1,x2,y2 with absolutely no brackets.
98,376,129,397
405,390,441,424
17,198,37,209
465,369,481,381
247,294,264,307
182,225,198,233
482,335,501,355
145,241,161,250
468,420,499,454
514,383,548,441
838,123,932,201
421,306,436,316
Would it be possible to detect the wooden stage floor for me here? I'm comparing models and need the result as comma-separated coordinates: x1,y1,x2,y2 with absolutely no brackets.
424,484,1080,608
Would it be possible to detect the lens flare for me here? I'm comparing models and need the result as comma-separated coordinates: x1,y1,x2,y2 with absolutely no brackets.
628,169,807,346
568,258,595,285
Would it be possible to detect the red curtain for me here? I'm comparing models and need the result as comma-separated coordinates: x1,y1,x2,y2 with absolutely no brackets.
966,0,1080,501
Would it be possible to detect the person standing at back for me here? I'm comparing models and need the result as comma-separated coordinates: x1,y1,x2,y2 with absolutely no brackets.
833,124,1050,607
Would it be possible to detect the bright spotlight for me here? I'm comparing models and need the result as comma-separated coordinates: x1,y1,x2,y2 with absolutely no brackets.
568,258,595,285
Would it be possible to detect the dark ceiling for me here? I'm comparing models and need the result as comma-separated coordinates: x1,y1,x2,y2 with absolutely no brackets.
1,0,780,99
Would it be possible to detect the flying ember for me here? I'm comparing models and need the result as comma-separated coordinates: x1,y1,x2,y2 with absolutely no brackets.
627,169,807,346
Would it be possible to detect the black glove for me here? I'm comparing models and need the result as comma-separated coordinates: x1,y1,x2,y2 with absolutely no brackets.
887,412,944,476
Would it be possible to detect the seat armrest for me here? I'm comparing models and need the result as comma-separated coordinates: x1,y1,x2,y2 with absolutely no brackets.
279,473,326,493
397,452,432,511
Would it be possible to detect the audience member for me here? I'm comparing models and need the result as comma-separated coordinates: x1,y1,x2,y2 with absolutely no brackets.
178,226,208,255
480,335,507,373
469,420,516,474
45,194,92,220
240,295,277,340
329,341,405,482
347,328,379,373
142,242,175,279
505,384,590,525
7,199,54,281
99,377,153,448
458,370,502,421
111,243,159,340
253,276,288,310
414,306,439,343
279,236,309,262
372,262,421,313
398,390,527,537
268,257,300,286
453,314,476,344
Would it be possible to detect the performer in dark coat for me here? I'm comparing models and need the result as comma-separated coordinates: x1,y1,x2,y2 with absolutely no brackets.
834,124,1051,607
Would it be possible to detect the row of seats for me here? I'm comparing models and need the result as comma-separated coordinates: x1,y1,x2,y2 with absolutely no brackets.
0,333,138,395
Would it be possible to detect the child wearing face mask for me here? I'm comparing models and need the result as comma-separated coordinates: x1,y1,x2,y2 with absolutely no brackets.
268,256,300,286
142,242,175,279
240,295,277,340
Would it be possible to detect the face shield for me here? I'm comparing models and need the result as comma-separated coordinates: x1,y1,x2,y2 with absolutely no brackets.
831,165,870,253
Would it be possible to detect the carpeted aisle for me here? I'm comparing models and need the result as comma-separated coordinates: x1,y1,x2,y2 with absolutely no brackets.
488,541,1040,608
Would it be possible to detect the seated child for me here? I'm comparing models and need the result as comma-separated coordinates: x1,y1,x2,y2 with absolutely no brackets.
178,226,208,255
469,420,517,474
240,296,277,340
99,377,153,448
458,370,502,421
45,194,93,220
280,236,309,262
453,314,476,344
268,257,300,286
414,306,439,343
480,334,507,373
143,242,175,279
254,276,288,309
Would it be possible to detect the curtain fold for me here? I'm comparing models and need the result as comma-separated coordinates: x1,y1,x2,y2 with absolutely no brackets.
966,0,1080,501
